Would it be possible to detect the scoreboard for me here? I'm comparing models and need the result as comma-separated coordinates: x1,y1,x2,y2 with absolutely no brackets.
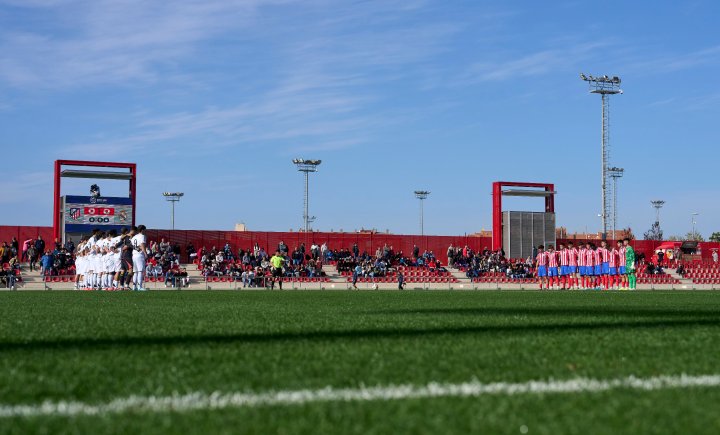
63,195,133,233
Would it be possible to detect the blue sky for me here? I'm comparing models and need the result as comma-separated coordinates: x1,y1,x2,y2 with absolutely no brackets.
0,0,718,238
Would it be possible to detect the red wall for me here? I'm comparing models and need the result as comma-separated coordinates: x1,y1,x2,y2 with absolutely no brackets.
0,225,489,261
0,226,55,248
143,229,491,262
1,225,717,263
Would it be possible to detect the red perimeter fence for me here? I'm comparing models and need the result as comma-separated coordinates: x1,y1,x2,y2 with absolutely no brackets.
0,225,717,263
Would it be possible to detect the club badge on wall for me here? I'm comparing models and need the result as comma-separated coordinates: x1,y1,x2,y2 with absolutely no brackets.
69,208,82,221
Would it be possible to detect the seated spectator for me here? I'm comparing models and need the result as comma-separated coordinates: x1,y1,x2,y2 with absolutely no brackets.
176,268,189,287
164,268,177,287
676,264,686,277
151,264,163,279
0,268,17,289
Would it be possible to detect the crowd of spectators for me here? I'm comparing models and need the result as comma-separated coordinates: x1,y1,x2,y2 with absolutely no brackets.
145,238,188,287
446,244,532,279
332,243,445,287
195,241,326,286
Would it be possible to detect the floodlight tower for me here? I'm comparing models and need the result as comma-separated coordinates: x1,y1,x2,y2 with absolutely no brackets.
608,167,624,239
414,190,430,236
292,158,322,233
651,200,665,226
580,73,623,240
162,192,184,230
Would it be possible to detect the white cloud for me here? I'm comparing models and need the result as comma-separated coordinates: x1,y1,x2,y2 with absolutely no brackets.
0,0,296,88
0,171,50,204
461,42,607,83
45,0,462,155
625,45,720,74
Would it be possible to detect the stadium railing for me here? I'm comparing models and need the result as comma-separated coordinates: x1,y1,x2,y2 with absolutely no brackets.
40,275,190,291
203,276,331,290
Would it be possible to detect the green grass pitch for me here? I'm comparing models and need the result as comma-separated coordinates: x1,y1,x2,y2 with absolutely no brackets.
1,290,720,434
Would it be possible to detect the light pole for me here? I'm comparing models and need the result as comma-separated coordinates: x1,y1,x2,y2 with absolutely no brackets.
580,73,623,240
162,192,184,230
414,191,430,236
292,159,321,233
692,212,700,240
608,167,624,239
651,200,665,226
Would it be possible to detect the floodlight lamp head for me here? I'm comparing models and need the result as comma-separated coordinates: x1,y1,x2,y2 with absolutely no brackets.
650,200,665,208
292,158,321,165
163,192,184,197
414,190,430,199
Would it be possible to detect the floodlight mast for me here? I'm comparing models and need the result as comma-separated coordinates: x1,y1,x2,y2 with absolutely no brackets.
162,192,184,230
414,190,430,236
692,212,700,240
581,73,623,240
650,200,665,226
608,167,624,240
292,159,322,233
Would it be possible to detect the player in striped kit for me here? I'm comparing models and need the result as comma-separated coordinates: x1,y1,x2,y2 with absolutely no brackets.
567,241,579,290
578,242,587,289
585,243,597,289
557,243,569,290
608,242,619,290
616,240,627,290
535,245,548,290
598,240,611,290
546,245,559,289
592,244,602,289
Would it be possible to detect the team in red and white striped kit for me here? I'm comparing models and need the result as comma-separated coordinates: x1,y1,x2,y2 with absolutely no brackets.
535,240,629,290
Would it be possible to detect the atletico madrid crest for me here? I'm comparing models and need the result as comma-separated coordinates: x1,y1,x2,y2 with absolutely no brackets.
69,208,82,221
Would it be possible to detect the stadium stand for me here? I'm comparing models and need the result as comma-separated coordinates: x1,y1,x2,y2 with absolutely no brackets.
3,227,720,290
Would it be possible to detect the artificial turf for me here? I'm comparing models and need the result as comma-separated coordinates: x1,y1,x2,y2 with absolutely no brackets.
1,290,720,434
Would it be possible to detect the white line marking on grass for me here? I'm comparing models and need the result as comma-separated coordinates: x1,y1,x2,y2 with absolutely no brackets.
2,373,720,418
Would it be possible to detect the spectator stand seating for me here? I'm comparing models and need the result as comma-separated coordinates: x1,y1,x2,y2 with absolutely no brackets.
679,261,720,286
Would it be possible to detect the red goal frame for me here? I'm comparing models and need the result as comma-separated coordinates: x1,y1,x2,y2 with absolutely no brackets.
492,181,555,251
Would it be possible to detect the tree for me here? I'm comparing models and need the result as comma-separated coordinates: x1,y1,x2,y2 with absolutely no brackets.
667,235,683,241
685,231,705,242
644,222,663,241
709,232,720,242
622,227,635,240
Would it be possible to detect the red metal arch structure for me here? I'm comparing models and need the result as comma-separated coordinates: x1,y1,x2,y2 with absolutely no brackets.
492,181,555,251
53,160,137,241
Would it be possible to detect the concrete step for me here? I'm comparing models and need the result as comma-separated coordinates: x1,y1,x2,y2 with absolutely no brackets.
446,266,473,284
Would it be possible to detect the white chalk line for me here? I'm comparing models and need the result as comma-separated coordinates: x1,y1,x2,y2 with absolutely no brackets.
2,373,720,418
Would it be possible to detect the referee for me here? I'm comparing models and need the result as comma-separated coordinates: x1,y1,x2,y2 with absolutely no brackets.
270,250,285,290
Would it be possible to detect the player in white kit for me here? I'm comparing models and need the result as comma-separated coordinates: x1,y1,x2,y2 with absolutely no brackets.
131,225,148,291
74,249,86,290
86,248,97,290
109,230,123,290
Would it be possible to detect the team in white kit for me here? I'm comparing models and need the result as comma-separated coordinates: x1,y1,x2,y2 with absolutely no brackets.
73,225,148,291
